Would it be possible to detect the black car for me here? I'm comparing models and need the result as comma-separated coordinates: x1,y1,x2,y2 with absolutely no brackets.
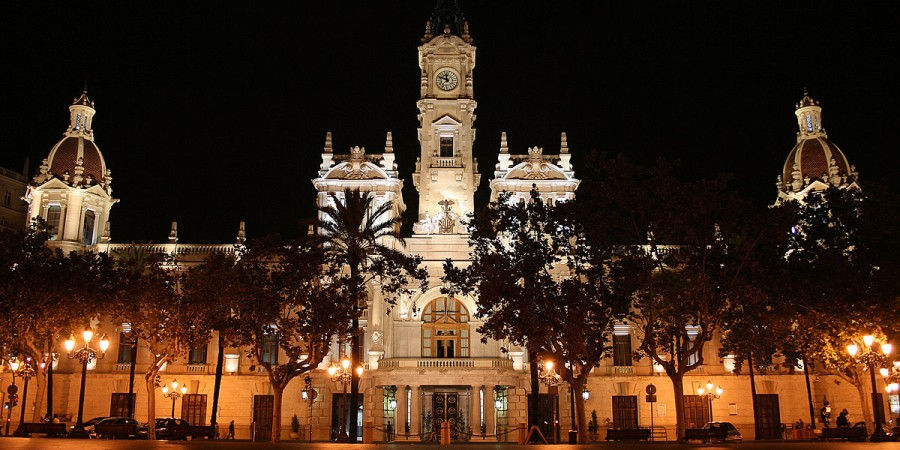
93,417,143,439
146,418,192,440
70,416,108,436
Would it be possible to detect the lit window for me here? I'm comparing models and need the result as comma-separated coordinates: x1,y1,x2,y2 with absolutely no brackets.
261,333,278,365
806,115,813,132
74,113,81,130
439,136,453,157
82,210,96,245
46,205,62,239
189,343,208,364
116,332,136,364
613,327,632,366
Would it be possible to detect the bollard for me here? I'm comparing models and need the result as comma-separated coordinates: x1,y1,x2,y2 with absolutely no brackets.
440,420,451,445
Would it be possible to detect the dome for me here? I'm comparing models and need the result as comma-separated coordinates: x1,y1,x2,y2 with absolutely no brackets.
45,136,107,186
782,136,850,185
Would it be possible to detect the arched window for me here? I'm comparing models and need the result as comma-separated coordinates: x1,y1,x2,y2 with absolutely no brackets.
421,297,469,358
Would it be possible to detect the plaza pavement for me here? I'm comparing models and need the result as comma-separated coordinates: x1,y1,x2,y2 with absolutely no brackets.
1,439,899,450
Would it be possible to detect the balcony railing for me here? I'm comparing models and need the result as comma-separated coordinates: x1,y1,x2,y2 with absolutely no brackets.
430,157,462,168
187,364,208,373
378,357,513,370
114,363,133,372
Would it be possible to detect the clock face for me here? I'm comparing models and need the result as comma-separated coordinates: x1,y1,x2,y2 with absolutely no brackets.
435,69,459,91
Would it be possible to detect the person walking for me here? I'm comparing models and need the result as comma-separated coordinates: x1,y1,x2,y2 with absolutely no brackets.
836,409,850,428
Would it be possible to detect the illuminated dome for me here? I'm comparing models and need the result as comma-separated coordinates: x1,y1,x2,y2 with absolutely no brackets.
776,89,858,200
32,88,111,190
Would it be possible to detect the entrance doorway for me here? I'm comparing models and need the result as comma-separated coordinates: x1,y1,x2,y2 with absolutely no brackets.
252,395,274,442
431,392,460,440
420,387,473,440
683,395,710,429
181,394,207,426
612,395,638,429
754,394,782,439
529,392,560,443
330,393,363,441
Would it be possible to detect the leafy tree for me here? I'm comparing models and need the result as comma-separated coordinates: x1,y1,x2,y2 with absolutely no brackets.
183,252,245,437
316,188,426,442
443,190,566,437
232,236,354,442
111,246,210,440
777,187,899,432
0,221,114,421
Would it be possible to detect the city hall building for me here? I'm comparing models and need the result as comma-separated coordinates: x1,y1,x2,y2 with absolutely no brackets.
9,1,886,442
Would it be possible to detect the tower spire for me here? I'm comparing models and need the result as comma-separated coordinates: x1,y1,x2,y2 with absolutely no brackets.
795,87,825,139
426,0,470,42
67,86,96,139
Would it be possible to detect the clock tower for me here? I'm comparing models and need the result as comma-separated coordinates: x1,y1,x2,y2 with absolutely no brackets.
412,0,480,234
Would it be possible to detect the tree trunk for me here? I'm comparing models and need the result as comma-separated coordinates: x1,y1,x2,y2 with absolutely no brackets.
747,352,759,439
803,360,815,429
26,339,46,421
348,263,361,443
46,337,53,420
272,384,284,442
528,352,540,431
574,379,588,444
671,373,686,442
146,373,157,440
210,333,225,438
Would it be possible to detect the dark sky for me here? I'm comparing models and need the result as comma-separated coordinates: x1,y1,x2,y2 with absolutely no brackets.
3,1,898,243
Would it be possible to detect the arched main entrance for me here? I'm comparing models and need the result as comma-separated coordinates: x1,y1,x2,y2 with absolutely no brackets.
421,297,470,358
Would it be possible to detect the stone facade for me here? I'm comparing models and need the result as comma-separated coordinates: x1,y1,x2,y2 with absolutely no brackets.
7,1,895,443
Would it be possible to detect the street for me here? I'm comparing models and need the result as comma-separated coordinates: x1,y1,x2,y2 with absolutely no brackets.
1,439,898,450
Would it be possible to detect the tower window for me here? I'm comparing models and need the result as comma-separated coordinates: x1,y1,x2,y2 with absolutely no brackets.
439,136,454,157
46,205,61,239
82,209,96,245
74,113,81,130
806,115,813,132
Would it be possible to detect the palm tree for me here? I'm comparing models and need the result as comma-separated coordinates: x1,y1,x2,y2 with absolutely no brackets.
316,188,406,442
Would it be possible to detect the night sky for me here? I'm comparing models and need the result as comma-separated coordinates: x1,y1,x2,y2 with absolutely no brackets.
3,2,898,243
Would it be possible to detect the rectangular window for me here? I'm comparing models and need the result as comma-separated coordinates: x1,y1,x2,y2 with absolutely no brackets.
439,136,453,157
261,334,278,365
46,205,61,238
181,394,208,425
116,332,136,364
189,343,208,364
109,393,136,417
82,209,96,245
686,326,700,367
613,332,632,366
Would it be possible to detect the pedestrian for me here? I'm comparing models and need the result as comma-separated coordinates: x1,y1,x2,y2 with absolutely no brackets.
227,420,235,439
820,401,831,428
836,409,849,428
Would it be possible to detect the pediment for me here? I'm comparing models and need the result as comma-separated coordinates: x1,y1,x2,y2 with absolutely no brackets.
432,114,462,127
323,161,389,180
504,161,568,180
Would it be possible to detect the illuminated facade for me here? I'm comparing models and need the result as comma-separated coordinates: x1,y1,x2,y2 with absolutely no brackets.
11,1,889,443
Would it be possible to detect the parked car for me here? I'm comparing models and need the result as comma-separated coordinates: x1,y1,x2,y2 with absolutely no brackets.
70,416,108,436
93,417,143,439
703,421,743,442
139,418,192,440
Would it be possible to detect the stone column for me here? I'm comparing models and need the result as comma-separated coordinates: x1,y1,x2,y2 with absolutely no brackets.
394,385,409,439
485,386,496,440
471,385,481,438
62,192,83,241
410,385,421,440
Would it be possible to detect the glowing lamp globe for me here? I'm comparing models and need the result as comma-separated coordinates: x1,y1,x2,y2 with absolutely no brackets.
863,335,875,347
847,344,859,357
83,327,94,343
64,336,76,352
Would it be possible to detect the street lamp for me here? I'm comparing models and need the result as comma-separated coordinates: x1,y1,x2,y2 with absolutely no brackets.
846,333,893,441
538,360,561,443
64,327,109,437
697,381,723,422
301,375,317,442
160,379,188,417
11,357,36,437
329,356,361,442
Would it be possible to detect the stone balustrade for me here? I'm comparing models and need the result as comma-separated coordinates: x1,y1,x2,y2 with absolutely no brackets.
378,357,513,370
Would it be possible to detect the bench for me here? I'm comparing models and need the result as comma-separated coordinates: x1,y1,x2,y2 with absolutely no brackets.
820,427,866,442
684,428,728,442
605,428,651,441
14,422,67,437
95,422,140,439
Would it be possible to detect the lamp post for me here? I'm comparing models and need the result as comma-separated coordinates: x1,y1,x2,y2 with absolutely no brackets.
301,375,317,442
697,381,723,423
538,360,561,443
11,357,36,436
64,327,109,437
328,356,361,442
161,379,188,418
4,358,25,436
846,334,893,441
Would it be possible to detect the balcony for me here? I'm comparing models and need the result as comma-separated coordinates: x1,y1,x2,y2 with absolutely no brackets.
378,357,513,370
430,157,462,168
